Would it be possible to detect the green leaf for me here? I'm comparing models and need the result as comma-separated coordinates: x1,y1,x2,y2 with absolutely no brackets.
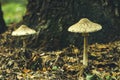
52,66,58,70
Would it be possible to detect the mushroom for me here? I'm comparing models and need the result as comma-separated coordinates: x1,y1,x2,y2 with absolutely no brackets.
68,18,102,67
12,25,36,52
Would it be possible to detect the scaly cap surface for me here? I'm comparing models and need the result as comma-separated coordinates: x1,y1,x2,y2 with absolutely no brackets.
68,18,102,33
12,25,36,36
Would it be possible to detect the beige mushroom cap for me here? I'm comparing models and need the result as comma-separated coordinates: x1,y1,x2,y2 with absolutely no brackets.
12,25,36,36
68,18,102,33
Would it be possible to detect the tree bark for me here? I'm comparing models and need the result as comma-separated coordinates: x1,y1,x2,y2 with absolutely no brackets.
0,2,6,34
22,0,120,50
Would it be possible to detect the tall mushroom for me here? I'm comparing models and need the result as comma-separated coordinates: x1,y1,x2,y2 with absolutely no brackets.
12,25,36,52
68,18,102,67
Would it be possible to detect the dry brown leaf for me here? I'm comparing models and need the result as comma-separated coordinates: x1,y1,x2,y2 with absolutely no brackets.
92,69,101,75
72,47,80,54
97,68,104,71
32,56,37,61
17,75,23,80
96,44,108,49
22,68,31,73
6,69,11,73
112,72,120,76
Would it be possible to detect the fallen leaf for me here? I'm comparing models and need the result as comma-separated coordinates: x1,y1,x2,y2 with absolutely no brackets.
22,68,31,73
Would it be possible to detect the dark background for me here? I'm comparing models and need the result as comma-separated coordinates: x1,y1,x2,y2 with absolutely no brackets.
1,0,120,50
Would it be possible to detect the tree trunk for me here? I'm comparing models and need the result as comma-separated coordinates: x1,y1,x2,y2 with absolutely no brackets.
0,2,6,34
22,0,120,50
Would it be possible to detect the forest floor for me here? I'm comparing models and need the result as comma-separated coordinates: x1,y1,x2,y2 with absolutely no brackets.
0,29,120,80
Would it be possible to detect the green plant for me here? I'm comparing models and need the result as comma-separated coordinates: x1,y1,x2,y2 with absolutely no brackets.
2,2,26,24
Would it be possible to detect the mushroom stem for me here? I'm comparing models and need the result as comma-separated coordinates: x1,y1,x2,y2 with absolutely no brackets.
82,33,89,67
22,37,26,52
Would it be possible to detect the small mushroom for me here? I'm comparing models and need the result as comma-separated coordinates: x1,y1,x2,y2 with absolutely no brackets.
12,25,36,51
68,18,102,67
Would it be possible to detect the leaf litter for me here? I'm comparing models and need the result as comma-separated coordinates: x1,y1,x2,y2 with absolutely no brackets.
0,30,120,80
